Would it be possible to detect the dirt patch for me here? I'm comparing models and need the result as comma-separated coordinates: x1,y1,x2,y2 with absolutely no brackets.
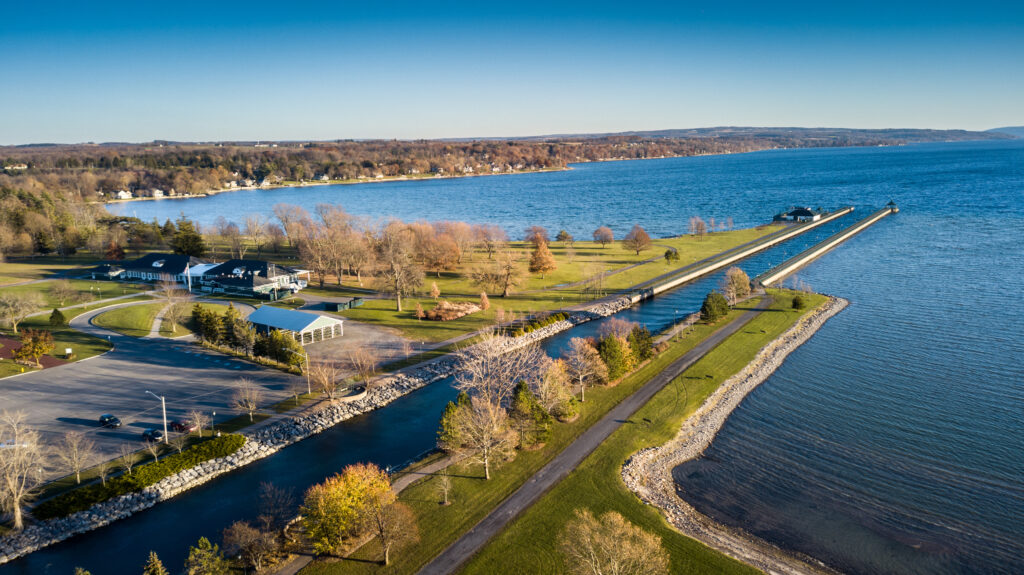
0,336,67,369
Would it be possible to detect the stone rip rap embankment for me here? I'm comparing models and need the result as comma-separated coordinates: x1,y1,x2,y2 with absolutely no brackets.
0,295,634,564
621,296,848,575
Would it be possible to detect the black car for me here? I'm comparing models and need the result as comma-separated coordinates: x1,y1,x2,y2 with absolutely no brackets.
142,428,164,442
98,414,122,428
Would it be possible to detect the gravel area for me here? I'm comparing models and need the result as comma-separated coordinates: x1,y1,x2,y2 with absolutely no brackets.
622,296,849,575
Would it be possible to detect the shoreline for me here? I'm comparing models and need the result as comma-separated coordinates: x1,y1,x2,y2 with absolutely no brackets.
622,295,849,575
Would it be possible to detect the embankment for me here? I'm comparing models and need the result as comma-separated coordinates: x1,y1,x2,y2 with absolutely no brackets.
621,296,848,575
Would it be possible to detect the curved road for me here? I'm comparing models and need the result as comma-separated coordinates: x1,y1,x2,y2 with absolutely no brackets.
417,296,772,575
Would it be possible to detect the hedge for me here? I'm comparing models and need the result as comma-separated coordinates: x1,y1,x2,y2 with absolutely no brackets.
507,312,570,337
35,434,246,520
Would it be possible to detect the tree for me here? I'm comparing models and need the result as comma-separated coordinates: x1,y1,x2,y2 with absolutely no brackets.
597,335,634,381
437,392,470,455
597,316,635,340
528,241,557,278
309,361,343,401
183,536,230,575
258,481,297,533
0,292,43,334
415,301,424,320
700,290,730,323
475,224,508,260
555,229,574,244
244,214,267,257
471,249,524,297
222,521,277,572
95,458,112,487
723,266,751,305
57,432,95,485
436,466,453,506
118,444,136,476
442,395,516,480
169,216,207,257
301,463,392,555
454,332,546,406
627,325,654,363
563,338,607,402
142,551,169,575
12,329,55,367
159,278,192,335
622,224,652,255
373,221,424,312
188,410,210,437
510,381,553,447
49,279,78,306
49,308,67,327
220,303,242,350
364,498,418,566
74,568,92,575
534,358,576,419
233,377,264,422
346,346,379,384
664,248,679,264
430,281,440,300
792,294,807,309
524,225,549,246
0,411,47,530
479,291,490,311
557,509,669,575
592,226,613,247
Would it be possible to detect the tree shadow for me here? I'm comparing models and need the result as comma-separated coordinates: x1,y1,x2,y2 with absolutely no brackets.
56,416,100,427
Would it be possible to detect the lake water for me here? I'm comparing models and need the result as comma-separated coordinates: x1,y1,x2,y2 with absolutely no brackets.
9,140,1022,573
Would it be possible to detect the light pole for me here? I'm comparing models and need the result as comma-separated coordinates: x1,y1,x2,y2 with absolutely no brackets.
211,411,216,436
286,348,311,395
144,390,169,444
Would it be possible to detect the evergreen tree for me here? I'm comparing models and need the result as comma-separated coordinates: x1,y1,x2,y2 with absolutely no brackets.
437,392,470,453
555,230,573,244
528,241,557,278
183,536,230,575
161,218,177,238
597,335,634,381
627,325,654,362
700,291,730,323
510,381,553,447
169,216,207,257
33,231,55,255
221,304,242,349
142,551,169,575
49,308,67,327
792,294,807,309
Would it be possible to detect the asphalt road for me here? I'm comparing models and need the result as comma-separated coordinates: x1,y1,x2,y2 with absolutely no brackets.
417,297,772,575
0,302,298,472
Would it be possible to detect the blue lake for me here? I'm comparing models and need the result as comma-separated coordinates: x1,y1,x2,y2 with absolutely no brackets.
9,140,1022,574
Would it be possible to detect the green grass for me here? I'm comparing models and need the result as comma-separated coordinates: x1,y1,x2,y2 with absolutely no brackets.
457,290,828,575
272,392,320,413
215,413,271,433
159,302,230,337
269,297,305,309
0,260,89,286
0,278,148,312
298,295,821,574
92,302,163,337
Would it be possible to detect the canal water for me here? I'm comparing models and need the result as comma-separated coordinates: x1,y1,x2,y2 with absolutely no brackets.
8,140,1022,574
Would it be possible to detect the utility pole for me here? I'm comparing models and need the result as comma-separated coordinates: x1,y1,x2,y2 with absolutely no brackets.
145,390,169,444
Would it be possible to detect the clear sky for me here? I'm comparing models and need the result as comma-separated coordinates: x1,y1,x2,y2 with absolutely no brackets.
1,1,1021,144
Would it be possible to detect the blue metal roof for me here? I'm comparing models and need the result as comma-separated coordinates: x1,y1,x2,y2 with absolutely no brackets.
247,306,341,333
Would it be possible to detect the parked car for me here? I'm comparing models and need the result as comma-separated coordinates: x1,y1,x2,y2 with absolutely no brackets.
98,414,122,428
142,428,164,442
170,420,197,433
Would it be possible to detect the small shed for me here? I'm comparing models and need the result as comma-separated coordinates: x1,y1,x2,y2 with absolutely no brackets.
324,297,364,312
247,306,343,346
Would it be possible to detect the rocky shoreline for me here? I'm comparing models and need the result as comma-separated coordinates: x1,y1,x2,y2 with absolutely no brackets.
0,293,633,565
621,296,848,575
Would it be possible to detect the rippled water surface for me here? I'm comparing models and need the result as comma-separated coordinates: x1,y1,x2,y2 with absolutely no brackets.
9,141,1022,573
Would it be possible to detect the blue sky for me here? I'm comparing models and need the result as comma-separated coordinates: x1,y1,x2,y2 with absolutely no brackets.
1,1,1021,144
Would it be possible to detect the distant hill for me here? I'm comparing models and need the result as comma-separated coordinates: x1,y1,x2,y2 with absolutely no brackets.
986,126,1024,138
520,126,1012,143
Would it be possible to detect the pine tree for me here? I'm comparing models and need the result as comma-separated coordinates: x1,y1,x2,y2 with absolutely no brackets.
221,304,242,349
183,536,230,575
700,291,730,323
627,325,654,362
49,308,67,327
169,216,207,257
437,392,470,453
528,241,557,278
510,381,553,447
597,335,634,381
142,551,169,575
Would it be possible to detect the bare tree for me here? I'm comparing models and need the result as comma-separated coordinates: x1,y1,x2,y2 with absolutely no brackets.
621,224,652,255
470,249,524,297
244,214,267,258
523,225,549,246
558,509,670,575
144,441,161,463
454,332,546,406
597,316,636,340
534,358,575,419
188,410,210,438
95,458,113,486
223,520,277,572
57,432,95,484
49,279,79,306
118,444,136,476
309,361,344,401
346,346,379,384
0,292,43,334
224,222,248,259
0,411,48,530
592,226,614,248
436,467,453,506
233,377,264,422
257,481,296,533
446,396,516,480
273,203,309,247
564,338,608,402
158,276,192,335
169,434,187,455
363,496,419,566
474,224,508,260
373,221,424,311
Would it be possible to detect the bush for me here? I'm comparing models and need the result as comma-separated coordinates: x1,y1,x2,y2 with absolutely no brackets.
34,434,246,520
424,300,481,321
792,295,807,309
507,312,570,337
700,291,730,323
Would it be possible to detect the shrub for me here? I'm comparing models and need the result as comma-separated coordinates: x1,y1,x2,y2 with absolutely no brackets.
424,300,481,321
792,294,807,309
507,312,570,336
34,434,246,519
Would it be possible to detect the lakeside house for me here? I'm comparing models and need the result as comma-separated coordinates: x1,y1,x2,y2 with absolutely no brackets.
773,206,823,222
246,306,343,346
195,259,309,299
118,253,208,283
115,190,133,200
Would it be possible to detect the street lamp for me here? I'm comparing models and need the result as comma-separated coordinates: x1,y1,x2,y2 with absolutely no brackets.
211,411,216,436
285,348,311,395
144,390,169,444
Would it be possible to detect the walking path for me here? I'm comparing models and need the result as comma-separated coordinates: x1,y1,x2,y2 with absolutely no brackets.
417,297,772,575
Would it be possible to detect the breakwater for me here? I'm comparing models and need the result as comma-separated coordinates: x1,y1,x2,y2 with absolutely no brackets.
621,296,848,575
756,205,896,287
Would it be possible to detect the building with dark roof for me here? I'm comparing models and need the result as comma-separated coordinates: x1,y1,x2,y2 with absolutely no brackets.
119,253,209,283
197,259,309,299
773,206,823,223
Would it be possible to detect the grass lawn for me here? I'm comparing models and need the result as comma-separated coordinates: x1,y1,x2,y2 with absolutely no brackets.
0,260,89,286
0,278,148,312
457,290,828,575
159,302,230,337
297,294,828,574
93,302,164,338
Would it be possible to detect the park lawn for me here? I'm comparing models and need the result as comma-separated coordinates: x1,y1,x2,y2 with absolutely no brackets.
298,299,771,575
0,260,88,286
457,290,829,575
0,278,149,311
93,302,164,338
159,302,231,337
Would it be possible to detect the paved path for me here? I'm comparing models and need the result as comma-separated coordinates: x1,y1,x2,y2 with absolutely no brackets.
417,296,772,575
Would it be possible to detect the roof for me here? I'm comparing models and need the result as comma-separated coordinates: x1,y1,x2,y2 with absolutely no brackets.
203,259,298,279
787,207,820,217
186,263,220,277
247,306,342,333
121,253,208,275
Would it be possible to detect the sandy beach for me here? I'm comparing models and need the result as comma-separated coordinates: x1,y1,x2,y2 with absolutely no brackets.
622,296,849,575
